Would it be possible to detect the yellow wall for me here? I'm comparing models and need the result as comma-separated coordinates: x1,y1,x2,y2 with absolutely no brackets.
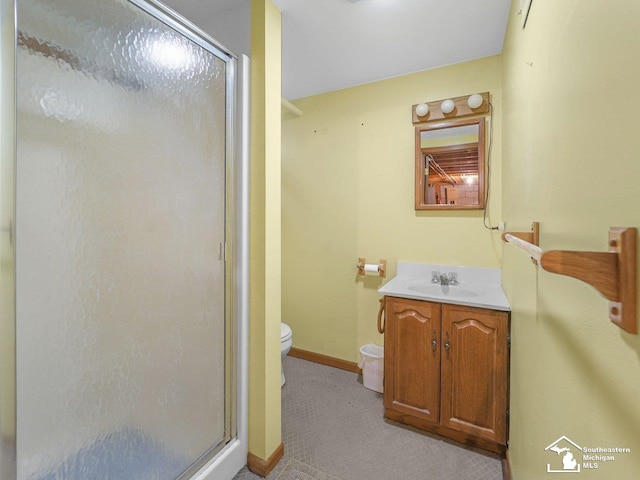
502,0,640,477
249,0,282,461
282,56,503,362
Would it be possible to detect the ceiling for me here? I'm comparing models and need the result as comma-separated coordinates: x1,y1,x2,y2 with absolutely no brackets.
161,0,512,100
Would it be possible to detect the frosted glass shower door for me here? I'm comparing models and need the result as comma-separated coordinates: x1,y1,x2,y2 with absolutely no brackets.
15,1,235,479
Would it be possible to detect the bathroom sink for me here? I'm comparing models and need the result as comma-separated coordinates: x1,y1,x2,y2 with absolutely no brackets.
377,262,510,311
407,284,483,298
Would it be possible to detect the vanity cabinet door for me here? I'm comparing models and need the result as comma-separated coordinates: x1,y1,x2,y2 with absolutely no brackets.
440,305,508,444
384,297,441,425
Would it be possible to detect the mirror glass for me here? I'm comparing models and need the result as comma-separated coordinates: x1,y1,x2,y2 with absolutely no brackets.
415,117,485,210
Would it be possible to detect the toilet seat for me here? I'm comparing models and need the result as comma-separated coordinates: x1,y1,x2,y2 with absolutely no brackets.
280,323,292,387
281,323,292,343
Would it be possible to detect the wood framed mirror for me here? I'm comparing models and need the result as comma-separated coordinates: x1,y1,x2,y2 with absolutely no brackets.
415,117,485,210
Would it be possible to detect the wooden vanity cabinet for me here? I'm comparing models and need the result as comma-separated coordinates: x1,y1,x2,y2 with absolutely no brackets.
383,296,509,454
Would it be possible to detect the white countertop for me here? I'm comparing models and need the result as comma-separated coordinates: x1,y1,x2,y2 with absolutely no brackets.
378,262,511,311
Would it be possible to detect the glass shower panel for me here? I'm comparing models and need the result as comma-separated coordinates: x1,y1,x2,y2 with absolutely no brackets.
15,1,230,479
1,0,17,478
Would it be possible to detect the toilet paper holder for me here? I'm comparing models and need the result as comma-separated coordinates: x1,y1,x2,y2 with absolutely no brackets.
357,258,387,278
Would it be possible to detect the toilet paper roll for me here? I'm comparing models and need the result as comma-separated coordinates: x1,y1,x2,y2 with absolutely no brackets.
364,264,380,273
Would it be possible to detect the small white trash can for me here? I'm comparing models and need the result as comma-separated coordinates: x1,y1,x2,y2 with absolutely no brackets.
358,344,384,393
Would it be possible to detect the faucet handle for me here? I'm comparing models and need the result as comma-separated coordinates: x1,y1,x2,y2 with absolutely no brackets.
447,272,458,285
431,271,441,283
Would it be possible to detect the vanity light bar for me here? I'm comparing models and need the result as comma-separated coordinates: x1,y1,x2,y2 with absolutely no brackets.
412,92,490,124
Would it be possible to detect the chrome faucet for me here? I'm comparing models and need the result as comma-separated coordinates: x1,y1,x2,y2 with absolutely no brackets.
431,271,459,286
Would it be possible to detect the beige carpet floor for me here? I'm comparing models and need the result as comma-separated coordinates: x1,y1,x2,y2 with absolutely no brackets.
233,356,503,480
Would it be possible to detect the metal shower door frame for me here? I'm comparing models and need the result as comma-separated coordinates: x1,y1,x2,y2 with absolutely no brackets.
0,0,249,478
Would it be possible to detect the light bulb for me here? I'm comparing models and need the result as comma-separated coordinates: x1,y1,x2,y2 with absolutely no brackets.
415,103,429,117
441,99,455,114
467,94,483,109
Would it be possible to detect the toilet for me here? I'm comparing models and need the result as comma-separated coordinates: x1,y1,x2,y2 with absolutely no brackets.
280,322,293,386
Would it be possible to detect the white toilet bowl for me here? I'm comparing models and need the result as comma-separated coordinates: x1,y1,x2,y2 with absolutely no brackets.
280,323,293,386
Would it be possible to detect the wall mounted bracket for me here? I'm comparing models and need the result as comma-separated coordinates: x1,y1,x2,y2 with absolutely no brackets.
502,222,540,264
503,224,637,334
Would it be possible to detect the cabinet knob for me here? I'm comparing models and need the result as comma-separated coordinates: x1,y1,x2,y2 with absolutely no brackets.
431,329,437,353
444,331,450,356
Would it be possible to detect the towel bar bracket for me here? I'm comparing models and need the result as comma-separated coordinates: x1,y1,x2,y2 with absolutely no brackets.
502,222,539,264
503,224,637,335
608,227,636,334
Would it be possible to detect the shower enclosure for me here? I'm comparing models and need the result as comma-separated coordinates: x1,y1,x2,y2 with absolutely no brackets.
0,0,248,478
